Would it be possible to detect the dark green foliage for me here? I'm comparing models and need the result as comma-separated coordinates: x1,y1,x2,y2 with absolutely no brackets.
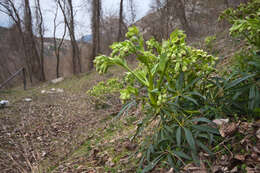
91,0,260,170
94,26,219,170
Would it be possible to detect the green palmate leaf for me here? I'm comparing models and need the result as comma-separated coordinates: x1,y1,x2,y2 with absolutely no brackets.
170,150,192,160
185,77,201,90
142,154,163,173
224,74,255,90
116,101,136,119
188,91,206,100
183,96,199,105
93,24,219,170
167,154,179,171
176,72,184,91
192,125,220,135
191,151,200,166
196,141,213,156
183,127,197,152
191,117,213,124
176,126,182,147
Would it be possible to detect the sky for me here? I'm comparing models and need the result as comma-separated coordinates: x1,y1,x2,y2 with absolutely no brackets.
0,0,152,39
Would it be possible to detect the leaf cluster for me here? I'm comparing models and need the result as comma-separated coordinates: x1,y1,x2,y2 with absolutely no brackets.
94,26,220,170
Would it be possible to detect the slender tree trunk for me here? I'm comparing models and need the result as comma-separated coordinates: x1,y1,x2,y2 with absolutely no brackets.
24,0,42,82
90,0,101,70
67,0,81,74
35,0,46,81
57,0,81,74
53,3,66,78
117,0,124,42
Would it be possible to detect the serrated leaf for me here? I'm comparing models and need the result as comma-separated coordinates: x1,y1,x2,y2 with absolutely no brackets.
192,125,220,135
171,150,192,160
197,140,213,156
176,126,181,147
142,154,163,173
225,74,255,90
183,96,199,105
191,117,213,124
191,151,200,166
183,127,196,152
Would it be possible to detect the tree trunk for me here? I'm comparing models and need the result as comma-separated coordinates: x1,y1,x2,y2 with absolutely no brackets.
90,0,101,70
117,0,124,42
35,0,46,81
67,0,81,74
24,0,42,82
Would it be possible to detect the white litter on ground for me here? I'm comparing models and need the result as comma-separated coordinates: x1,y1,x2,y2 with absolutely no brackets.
24,98,32,102
51,77,64,84
0,100,9,108
40,88,64,94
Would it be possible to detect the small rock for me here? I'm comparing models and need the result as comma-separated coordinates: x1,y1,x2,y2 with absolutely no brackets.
51,77,64,84
166,168,174,173
231,166,238,173
37,136,42,141
51,88,56,91
137,153,142,158
234,154,245,161
56,88,64,93
24,98,32,102
213,119,229,126
42,151,47,157
41,90,46,94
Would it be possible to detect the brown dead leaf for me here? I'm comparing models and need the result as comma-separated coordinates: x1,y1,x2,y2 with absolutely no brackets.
234,154,245,161
219,122,238,137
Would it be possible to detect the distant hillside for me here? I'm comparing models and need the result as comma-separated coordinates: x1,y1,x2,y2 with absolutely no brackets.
134,0,244,40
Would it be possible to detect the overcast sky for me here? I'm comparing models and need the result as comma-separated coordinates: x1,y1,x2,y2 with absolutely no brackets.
0,0,152,39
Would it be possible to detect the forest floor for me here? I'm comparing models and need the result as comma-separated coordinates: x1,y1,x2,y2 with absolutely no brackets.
1,32,260,173
0,67,141,173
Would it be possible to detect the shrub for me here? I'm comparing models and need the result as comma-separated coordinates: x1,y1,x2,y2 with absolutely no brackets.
94,26,219,171
87,78,124,109
220,0,260,116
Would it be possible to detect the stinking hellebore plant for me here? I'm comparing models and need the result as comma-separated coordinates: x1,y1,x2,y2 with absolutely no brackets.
94,26,220,171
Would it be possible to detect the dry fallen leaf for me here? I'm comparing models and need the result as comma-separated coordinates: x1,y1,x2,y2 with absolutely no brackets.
234,154,245,161
219,122,237,137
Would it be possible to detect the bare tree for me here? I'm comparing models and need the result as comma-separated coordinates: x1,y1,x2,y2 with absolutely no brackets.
0,0,44,82
57,0,81,74
53,2,67,78
34,0,46,81
117,0,124,42
90,0,101,70
128,0,136,23
24,0,43,82
53,3,66,78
